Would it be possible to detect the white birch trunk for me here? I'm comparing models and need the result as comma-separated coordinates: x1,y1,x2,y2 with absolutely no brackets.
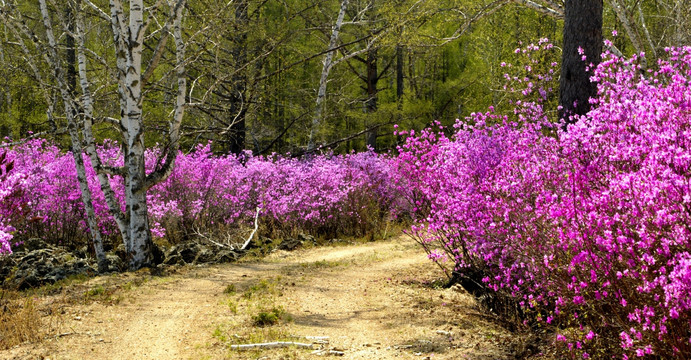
113,0,186,269
74,7,129,241
307,0,349,152
117,0,153,269
59,0,186,270
38,0,107,271
144,0,187,188
15,0,192,270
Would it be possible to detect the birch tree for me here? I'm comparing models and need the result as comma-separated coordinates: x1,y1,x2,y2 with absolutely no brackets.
1,0,188,270
39,0,109,271
307,0,349,152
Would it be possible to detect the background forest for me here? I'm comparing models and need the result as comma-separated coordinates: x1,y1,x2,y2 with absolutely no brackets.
1,0,689,156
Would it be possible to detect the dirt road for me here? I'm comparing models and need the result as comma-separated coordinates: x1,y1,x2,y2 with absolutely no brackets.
1,236,515,359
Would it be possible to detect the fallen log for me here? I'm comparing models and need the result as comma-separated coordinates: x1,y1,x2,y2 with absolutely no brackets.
230,341,314,350
311,349,345,356
289,335,330,344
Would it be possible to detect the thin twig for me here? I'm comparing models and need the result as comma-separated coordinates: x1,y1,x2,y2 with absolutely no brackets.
240,207,261,251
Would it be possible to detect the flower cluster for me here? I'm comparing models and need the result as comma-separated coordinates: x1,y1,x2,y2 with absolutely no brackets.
148,144,397,240
395,45,691,358
0,141,397,249
0,151,16,254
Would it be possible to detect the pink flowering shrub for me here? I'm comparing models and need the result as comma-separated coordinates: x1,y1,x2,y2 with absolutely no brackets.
0,140,115,247
0,151,17,254
148,145,396,241
0,140,397,251
395,46,691,358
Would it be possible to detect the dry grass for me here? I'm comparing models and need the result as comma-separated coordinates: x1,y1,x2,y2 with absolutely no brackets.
0,270,155,350
0,291,60,349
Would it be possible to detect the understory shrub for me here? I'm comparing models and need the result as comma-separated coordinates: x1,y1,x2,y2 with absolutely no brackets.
395,44,691,358
149,146,397,242
0,140,398,252
0,151,17,254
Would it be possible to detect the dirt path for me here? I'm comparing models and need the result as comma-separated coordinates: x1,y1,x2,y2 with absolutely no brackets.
2,237,516,359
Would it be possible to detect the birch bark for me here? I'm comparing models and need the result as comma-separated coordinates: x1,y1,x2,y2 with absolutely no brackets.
111,0,186,269
38,0,107,270
307,0,349,152
26,0,187,270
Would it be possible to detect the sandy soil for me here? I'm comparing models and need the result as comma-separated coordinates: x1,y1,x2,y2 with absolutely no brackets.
1,236,517,359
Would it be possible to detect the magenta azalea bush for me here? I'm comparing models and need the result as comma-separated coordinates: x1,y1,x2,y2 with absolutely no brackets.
395,46,691,358
0,151,17,254
0,140,397,251
148,145,397,240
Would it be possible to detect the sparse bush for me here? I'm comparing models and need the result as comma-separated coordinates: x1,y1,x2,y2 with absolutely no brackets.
252,306,289,327
85,284,106,298
223,284,236,295
243,278,277,300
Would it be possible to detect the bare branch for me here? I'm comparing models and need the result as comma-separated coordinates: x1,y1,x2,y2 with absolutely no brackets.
192,227,232,248
0,128,67,148
0,11,57,131
637,1,657,58
142,0,186,85
230,342,314,351
145,0,187,190
331,28,388,68
239,207,261,250
607,0,646,67
257,112,307,155
511,0,563,19
429,0,510,45
254,35,372,82
82,0,110,21
296,123,389,158
100,116,123,127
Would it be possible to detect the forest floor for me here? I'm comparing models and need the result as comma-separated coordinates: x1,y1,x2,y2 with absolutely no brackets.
1,236,521,359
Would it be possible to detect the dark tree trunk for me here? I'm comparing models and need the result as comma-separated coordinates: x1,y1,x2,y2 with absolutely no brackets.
227,0,248,155
396,45,404,100
65,5,77,99
559,0,603,125
365,47,378,150
276,54,285,152
227,106,246,155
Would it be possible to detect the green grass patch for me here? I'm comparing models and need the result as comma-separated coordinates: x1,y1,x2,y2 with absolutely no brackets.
297,259,345,270
251,306,291,327
223,283,236,295
242,277,282,299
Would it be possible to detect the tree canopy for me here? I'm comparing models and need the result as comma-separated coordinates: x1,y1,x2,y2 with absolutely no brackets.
2,0,687,155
